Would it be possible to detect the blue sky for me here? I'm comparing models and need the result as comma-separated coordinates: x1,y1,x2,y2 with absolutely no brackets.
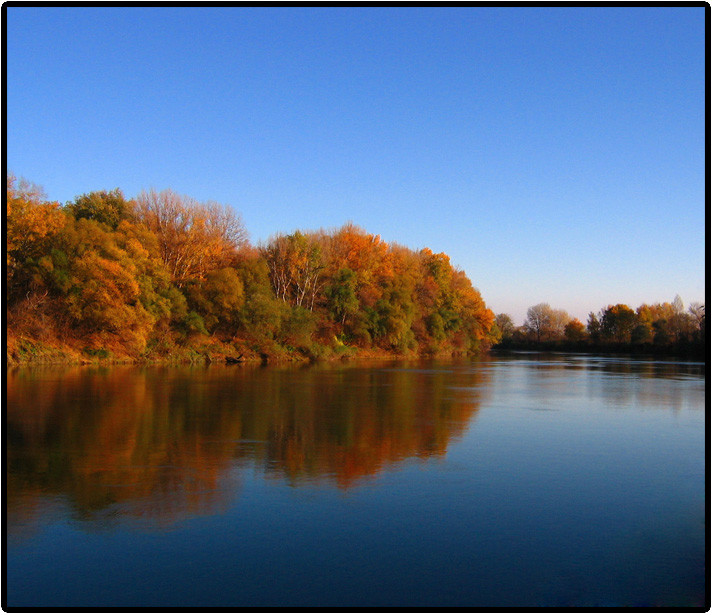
6,6,706,323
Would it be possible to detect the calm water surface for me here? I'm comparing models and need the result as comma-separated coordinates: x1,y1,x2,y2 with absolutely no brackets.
6,354,707,608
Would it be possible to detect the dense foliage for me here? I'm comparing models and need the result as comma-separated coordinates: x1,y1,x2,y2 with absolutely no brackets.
495,299,706,357
6,175,497,363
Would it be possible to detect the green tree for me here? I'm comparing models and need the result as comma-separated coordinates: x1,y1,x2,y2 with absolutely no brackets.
67,189,135,229
425,312,446,342
324,268,359,324
234,252,285,341
186,267,245,333
368,294,416,352
279,305,317,349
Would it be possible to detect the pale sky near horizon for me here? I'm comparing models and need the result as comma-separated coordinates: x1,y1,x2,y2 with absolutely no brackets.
6,6,706,324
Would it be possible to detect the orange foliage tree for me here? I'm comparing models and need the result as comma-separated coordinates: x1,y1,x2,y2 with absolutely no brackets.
6,174,66,301
135,189,248,287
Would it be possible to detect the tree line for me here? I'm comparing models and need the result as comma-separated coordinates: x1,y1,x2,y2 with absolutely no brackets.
6,175,497,363
494,299,706,357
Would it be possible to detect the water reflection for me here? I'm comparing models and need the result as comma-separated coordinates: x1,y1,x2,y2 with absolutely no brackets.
6,362,491,534
491,352,705,413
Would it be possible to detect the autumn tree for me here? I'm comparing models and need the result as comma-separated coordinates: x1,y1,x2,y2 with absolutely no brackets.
523,304,571,342
47,217,164,352
6,174,66,301
494,314,515,341
635,298,698,346
66,189,135,230
449,268,495,351
261,231,324,310
600,304,638,343
136,189,248,286
564,318,586,341
549,308,570,339
186,267,245,333
325,223,394,299
637,301,675,326
234,251,285,342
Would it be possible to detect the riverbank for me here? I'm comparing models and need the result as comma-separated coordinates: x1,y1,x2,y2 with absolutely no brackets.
6,331,474,367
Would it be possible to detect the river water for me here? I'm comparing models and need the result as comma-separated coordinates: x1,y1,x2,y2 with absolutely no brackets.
5,353,707,608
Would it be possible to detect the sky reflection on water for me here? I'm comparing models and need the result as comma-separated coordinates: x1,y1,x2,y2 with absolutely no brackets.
6,355,706,608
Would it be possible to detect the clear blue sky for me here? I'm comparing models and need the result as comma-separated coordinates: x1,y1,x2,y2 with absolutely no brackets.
6,6,706,323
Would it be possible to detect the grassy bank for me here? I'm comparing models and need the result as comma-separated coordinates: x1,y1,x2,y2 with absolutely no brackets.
6,330,477,367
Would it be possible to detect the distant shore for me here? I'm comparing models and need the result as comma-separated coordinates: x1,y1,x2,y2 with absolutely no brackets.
491,340,706,361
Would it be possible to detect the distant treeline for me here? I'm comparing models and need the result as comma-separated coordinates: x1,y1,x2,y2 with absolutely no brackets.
494,301,707,358
6,175,496,364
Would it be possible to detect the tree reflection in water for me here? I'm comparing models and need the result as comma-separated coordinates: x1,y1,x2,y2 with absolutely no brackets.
6,361,491,534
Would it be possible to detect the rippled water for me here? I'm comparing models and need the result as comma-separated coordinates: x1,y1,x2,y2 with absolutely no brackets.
5,353,706,608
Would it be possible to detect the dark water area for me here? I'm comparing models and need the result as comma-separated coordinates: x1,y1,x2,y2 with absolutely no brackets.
5,354,707,608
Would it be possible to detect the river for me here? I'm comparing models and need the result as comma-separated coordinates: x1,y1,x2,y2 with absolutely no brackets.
5,353,706,608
